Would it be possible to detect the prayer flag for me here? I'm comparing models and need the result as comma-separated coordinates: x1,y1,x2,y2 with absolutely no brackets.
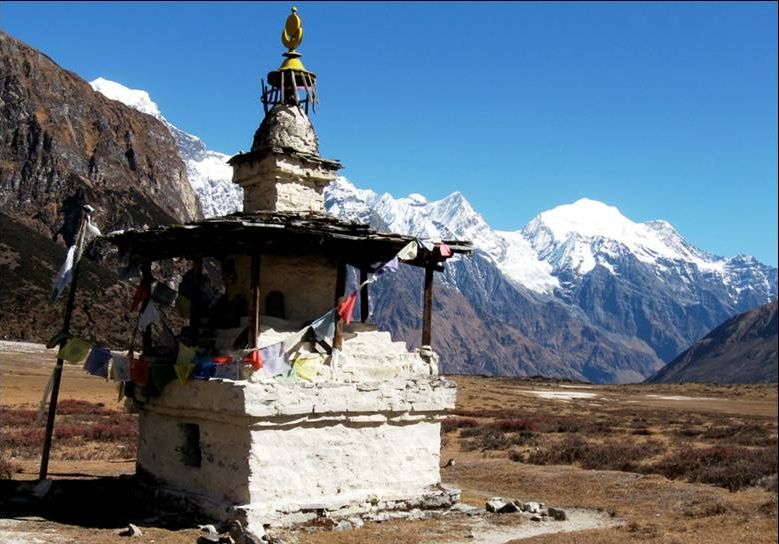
397,241,418,261
241,350,263,370
292,353,324,382
193,361,216,380
49,214,100,303
311,310,336,341
438,243,452,257
260,342,290,378
175,295,191,318
138,301,160,330
214,361,239,380
58,337,91,363
130,283,150,312
111,354,131,381
50,246,75,303
152,282,178,307
46,331,69,349
282,325,310,353
83,346,111,378
176,343,196,365
151,364,176,392
174,363,196,384
274,369,298,384
377,256,399,275
130,358,150,386
337,291,358,324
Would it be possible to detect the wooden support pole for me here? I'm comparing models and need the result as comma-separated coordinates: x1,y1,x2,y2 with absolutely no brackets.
334,261,347,305
39,214,86,480
360,268,369,323
334,261,347,350
141,261,153,353
421,264,434,347
334,296,345,351
248,252,262,349
189,257,203,343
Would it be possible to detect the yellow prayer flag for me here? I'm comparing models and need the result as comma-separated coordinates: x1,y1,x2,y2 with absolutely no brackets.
57,337,91,363
176,342,196,365
174,363,196,384
292,353,324,382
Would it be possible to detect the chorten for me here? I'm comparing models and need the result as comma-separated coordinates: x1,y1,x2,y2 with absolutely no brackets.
106,7,471,537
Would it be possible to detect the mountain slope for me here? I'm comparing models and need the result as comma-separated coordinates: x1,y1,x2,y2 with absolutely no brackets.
0,33,201,243
90,78,241,218
328,179,777,365
648,301,778,384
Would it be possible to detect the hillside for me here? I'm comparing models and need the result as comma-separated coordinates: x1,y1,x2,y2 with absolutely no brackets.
648,301,778,384
0,32,202,346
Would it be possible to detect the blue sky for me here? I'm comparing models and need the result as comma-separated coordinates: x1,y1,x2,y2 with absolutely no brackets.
4,2,777,264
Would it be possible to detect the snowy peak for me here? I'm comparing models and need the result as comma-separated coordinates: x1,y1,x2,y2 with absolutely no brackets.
532,198,633,241
522,198,726,275
324,178,560,294
90,77,161,118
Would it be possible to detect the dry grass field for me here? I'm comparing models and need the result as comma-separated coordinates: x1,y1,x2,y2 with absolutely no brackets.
1,345,777,543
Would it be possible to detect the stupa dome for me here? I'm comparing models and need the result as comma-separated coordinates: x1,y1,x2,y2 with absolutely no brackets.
251,104,320,156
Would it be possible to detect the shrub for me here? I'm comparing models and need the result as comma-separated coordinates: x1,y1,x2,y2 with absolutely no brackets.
441,417,479,433
0,454,18,479
650,445,778,491
523,435,665,472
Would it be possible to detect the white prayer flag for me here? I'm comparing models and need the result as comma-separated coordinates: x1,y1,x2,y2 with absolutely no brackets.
397,241,419,261
138,300,161,330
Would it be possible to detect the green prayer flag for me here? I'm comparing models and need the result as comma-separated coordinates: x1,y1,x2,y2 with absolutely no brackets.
151,364,176,392
58,337,91,363
175,295,191,318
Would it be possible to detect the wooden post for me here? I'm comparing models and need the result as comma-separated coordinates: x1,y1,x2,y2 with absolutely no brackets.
359,268,369,323
189,257,203,343
39,214,86,480
248,252,262,349
421,264,434,347
334,296,345,351
334,261,347,350
141,261,152,353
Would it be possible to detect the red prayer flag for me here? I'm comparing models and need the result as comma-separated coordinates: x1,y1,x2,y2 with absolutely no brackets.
130,357,150,386
130,283,150,312
242,350,263,370
438,243,452,257
337,291,358,324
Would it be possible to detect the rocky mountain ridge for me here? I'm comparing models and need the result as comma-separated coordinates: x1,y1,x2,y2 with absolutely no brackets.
2,33,775,383
648,301,778,384
89,77,777,383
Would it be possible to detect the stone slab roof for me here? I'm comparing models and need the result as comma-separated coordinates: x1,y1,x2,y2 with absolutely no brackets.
105,211,471,268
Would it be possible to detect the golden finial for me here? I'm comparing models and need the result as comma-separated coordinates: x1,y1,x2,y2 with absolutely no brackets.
281,7,304,52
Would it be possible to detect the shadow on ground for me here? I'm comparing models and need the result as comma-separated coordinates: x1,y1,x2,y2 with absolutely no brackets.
0,476,194,530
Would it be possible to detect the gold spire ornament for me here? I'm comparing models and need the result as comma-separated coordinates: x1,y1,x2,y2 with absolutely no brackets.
281,7,303,52
279,7,306,72
262,6,318,115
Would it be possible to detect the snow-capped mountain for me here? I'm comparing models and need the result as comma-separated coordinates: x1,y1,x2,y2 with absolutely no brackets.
90,78,242,217
91,77,777,381
326,178,560,294
327,180,777,362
